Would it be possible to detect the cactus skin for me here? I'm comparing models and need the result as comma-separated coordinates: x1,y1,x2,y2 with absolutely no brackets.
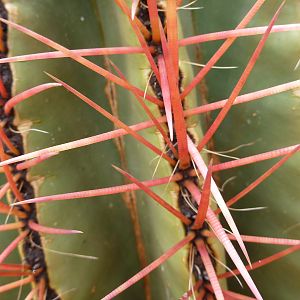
94,1,218,299
0,0,299,299
193,0,300,298
3,0,196,299
3,1,143,299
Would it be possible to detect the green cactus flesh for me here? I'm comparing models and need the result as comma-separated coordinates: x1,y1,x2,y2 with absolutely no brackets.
3,1,143,299
193,0,300,298
2,0,202,299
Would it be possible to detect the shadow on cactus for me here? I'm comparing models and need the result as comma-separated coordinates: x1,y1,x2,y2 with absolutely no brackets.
0,0,299,299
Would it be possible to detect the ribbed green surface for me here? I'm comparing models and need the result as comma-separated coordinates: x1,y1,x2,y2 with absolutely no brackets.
93,1,198,298
6,1,143,299
193,0,300,298
2,0,208,299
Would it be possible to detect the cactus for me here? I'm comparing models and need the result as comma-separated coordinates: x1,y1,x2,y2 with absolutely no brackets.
0,0,299,299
